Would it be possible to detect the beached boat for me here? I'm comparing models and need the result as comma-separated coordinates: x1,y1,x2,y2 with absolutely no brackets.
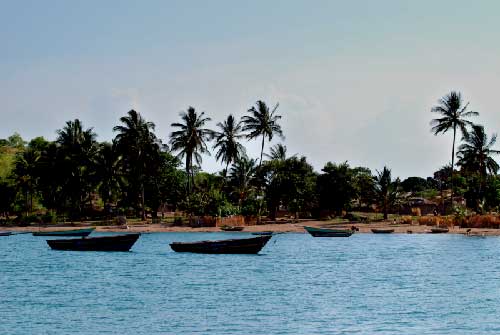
46,233,140,251
371,228,395,234
304,226,353,237
170,235,272,254
32,228,95,237
429,227,449,234
220,225,244,231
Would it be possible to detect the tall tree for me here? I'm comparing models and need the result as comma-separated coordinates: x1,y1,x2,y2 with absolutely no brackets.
56,119,98,218
114,110,160,219
374,166,401,220
213,114,245,174
94,142,122,216
430,91,478,208
242,100,284,166
169,107,213,193
457,124,500,176
317,162,356,216
230,155,257,205
13,147,41,215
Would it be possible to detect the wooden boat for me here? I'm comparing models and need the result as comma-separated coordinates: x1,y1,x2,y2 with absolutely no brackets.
220,225,244,231
304,226,353,237
33,227,95,237
0,232,12,236
430,227,449,234
251,231,274,236
170,235,272,254
46,233,140,251
371,228,395,234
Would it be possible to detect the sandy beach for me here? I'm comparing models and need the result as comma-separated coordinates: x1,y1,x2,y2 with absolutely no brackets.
6,220,500,236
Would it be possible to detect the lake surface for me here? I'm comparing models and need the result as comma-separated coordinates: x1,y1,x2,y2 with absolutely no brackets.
1,232,500,334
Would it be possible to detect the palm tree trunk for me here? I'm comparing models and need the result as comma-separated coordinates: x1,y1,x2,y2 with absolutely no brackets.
141,183,146,221
259,135,265,167
185,155,190,195
450,126,456,213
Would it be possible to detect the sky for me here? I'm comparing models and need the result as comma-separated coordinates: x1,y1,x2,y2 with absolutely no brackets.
2,0,500,178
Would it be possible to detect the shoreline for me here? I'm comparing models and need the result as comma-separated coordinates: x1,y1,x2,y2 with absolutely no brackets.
5,220,500,236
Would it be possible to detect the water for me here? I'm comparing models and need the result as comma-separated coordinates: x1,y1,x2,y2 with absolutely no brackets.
1,232,500,334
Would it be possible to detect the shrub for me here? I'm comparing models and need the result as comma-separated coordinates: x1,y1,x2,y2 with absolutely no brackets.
173,216,183,226
401,216,413,225
462,215,499,229
41,212,56,224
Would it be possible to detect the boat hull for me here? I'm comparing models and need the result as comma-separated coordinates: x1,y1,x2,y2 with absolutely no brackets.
33,228,95,237
170,236,272,254
220,226,244,231
0,232,12,236
304,226,353,237
371,229,395,234
430,228,449,234
47,234,140,252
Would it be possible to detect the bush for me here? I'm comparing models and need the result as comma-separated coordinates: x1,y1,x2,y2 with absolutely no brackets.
462,215,499,229
401,216,413,225
41,212,56,224
173,216,183,226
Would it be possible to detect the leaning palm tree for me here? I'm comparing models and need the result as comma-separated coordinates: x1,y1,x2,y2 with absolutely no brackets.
430,91,478,208
264,143,288,161
457,125,500,176
213,114,245,174
242,100,284,166
374,167,401,220
169,107,213,193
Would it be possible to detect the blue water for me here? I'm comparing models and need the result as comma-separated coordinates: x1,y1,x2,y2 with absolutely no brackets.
1,232,500,334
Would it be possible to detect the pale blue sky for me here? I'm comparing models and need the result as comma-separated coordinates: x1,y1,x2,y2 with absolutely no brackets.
2,0,500,178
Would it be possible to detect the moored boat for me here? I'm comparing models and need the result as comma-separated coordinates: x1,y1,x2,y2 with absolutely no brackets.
170,235,272,254
46,233,140,251
0,231,12,236
304,226,353,237
429,227,449,234
371,228,395,234
220,225,244,231
251,231,274,236
33,228,95,237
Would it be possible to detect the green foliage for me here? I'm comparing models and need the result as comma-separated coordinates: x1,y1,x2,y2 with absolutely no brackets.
263,156,317,219
401,177,429,193
317,161,356,215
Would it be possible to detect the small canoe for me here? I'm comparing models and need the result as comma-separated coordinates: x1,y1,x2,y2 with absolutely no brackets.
170,235,272,254
430,227,449,234
0,232,12,236
251,231,274,236
33,228,95,237
47,233,140,252
220,226,244,231
304,226,353,237
371,228,395,234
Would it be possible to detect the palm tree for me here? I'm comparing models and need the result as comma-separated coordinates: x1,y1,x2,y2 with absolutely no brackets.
13,148,40,215
113,110,160,220
213,114,245,174
430,91,478,208
457,125,500,176
374,166,401,220
230,155,257,205
264,143,288,161
94,142,122,216
56,119,98,218
242,100,284,166
169,107,213,193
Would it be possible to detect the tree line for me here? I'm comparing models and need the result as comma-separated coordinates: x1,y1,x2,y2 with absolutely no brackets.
0,93,499,224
